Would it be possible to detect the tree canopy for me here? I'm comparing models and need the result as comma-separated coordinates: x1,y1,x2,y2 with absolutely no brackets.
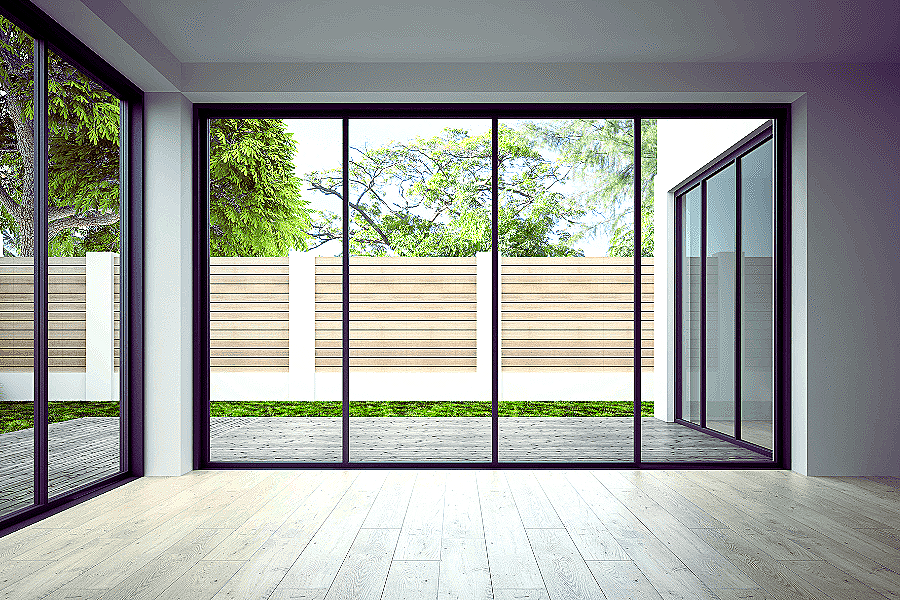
1,17,122,257
523,118,656,257
209,119,310,257
304,125,584,257
2,16,309,258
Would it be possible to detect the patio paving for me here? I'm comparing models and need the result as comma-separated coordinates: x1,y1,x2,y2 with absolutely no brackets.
2,415,769,518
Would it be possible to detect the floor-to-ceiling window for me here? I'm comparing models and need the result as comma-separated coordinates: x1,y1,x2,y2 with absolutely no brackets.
673,122,777,456
195,106,787,468
0,1,142,531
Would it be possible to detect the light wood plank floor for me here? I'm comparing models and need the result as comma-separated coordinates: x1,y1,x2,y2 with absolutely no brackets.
2,469,898,600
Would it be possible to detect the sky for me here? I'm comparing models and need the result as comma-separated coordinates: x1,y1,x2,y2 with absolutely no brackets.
283,118,615,257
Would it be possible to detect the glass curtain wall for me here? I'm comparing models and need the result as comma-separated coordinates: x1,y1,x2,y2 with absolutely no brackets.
348,119,492,462
669,121,775,458
497,118,635,462
198,110,781,467
682,186,702,425
0,16,35,518
46,48,122,498
207,118,343,462
705,163,737,438
1,5,137,527
740,139,775,450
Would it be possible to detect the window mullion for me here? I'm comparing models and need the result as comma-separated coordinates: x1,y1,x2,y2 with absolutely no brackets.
33,36,49,506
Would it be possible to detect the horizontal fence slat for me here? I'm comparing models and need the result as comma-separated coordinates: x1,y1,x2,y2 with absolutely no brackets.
2,255,672,374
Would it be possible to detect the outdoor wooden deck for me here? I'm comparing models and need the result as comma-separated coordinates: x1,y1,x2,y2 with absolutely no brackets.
2,416,769,518
210,416,771,463
0,417,120,517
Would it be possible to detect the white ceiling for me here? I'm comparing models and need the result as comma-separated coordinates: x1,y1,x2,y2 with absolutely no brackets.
115,0,900,64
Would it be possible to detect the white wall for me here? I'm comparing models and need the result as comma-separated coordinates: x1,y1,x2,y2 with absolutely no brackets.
143,92,194,477
170,62,900,476
210,371,653,404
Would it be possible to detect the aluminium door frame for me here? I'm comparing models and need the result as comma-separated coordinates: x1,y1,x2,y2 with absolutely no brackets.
672,122,781,459
193,103,790,470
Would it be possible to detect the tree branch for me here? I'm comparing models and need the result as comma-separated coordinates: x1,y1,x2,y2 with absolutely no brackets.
47,210,119,244
0,182,21,217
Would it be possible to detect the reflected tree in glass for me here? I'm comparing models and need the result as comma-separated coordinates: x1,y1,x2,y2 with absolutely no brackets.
0,14,35,517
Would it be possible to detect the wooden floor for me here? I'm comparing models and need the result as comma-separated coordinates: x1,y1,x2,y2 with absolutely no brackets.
1,469,899,600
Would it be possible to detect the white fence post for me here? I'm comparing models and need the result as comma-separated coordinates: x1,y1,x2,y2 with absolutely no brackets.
289,250,316,401
85,252,115,402
476,252,494,402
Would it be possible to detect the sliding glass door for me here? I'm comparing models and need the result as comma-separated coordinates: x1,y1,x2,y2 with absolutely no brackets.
197,106,786,468
1,4,141,530
497,118,637,463
347,119,492,463
674,123,775,455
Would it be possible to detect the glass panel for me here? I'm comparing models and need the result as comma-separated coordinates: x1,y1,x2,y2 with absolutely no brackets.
705,163,736,438
646,118,773,462
0,15,35,516
740,138,774,450
683,185,702,425
348,119,491,462
208,118,342,462
46,49,122,496
499,118,635,462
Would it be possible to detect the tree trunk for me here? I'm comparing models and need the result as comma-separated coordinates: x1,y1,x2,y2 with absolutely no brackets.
17,212,34,257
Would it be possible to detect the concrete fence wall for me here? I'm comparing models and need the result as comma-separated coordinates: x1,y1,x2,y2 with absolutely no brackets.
0,254,120,402
209,253,656,403
0,253,661,403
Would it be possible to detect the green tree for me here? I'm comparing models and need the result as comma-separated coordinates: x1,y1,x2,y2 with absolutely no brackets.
2,17,309,258
209,119,310,257
1,17,121,257
524,118,656,256
304,125,583,257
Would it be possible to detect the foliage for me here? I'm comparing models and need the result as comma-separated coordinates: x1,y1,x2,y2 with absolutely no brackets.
524,118,657,256
1,16,123,257
0,401,119,435
207,400,653,418
2,16,309,258
304,125,583,257
209,119,310,256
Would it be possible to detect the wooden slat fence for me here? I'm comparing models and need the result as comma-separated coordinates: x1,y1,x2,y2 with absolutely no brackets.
210,255,654,372
211,257,289,372
4,255,662,374
501,257,654,371
0,257,120,372
316,256,477,372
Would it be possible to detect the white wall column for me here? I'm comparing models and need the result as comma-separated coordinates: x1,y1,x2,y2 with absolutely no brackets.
85,252,115,401
476,252,493,402
289,250,316,401
144,92,193,476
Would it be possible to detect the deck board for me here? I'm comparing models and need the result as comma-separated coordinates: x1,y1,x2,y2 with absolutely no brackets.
3,415,768,517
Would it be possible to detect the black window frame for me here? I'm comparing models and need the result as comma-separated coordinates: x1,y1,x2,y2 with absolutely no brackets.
673,121,784,461
0,0,143,536
193,103,790,470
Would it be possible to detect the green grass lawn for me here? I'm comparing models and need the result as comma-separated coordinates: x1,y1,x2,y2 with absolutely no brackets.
211,400,653,418
0,400,654,435
0,401,120,435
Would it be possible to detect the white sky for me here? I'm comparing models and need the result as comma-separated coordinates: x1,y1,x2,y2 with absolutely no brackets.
283,118,613,256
